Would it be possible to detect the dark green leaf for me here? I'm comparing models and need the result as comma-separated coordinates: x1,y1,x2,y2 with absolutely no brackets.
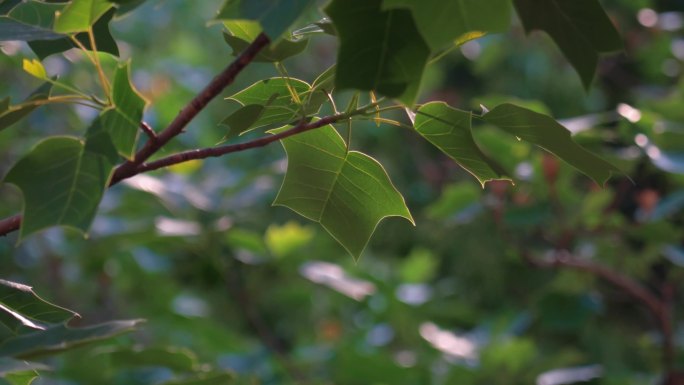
29,8,119,59
415,102,509,186
0,279,76,340
226,77,326,130
4,133,119,240
89,61,146,158
483,103,621,185
0,82,53,132
220,104,267,140
0,320,143,359
0,17,63,41
273,123,414,259
223,33,307,63
325,0,429,105
217,0,315,39
513,0,622,88
383,0,511,50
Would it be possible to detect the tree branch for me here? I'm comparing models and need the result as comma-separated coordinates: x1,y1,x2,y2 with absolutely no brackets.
0,33,270,238
113,113,348,181
110,33,271,182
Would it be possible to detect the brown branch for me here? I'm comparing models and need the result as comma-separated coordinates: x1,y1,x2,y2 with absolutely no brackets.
114,113,348,181
0,214,21,237
139,121,157,141
111,33,271,182
0,33,270,237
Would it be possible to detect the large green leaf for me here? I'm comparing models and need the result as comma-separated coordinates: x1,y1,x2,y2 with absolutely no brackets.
0,320,143,359
3,133,119,240
513,0,622,88
0,82,53,132
415,102,509,186
325,0,429,105
382,0,511,50
483,103,621,185
0,17,62,41
28,8,119,59
224,77,326,136
88,61,146,158
216,0,315,39
222,20,308,63
0,279,76,341
273,123,414,259
53,0,112,33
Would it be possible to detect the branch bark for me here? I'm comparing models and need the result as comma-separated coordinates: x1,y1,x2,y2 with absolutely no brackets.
0,33,270,237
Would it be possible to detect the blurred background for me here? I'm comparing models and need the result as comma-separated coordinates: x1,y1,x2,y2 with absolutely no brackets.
2,0,684,384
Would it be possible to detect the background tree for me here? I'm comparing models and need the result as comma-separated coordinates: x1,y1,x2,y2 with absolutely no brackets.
1,0,683,384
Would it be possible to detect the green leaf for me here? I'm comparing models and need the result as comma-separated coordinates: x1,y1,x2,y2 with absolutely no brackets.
0,82,53,132
325,0,430,105
225,77,326,132
217,0,315,39
54,0,112,33
0,279,76,340
415,102,509,186
273,123,414,259
483,103,621,185
2,370,39,385
382,0,511,50
0,17,63,41
3,134,119,240
513,0,622,88
220,104,267,140
89,61,146,158
0,0,22,15
223,33,307,63
29,8,119,59
0,320,143,359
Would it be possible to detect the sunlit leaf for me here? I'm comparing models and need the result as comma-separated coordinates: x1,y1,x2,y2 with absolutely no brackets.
483,103,621,185
225,77,326,133
325,0,429,105
223,20,308,62
273,123,414,259
382,0,511,50
29,8,119,59
415,102,509,186
54,0,112,33
217,0,315,39
513,0,622,88
21,59,46,80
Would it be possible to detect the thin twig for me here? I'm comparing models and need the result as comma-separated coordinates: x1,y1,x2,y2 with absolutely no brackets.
113,113,347,181
139,121,157,141
110,33,270,182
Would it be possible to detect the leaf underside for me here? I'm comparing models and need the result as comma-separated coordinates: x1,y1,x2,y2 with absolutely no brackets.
484,103,621,185
273,123,414,259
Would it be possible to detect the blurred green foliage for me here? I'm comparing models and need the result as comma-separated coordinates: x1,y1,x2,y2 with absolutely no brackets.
1,0,684,384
